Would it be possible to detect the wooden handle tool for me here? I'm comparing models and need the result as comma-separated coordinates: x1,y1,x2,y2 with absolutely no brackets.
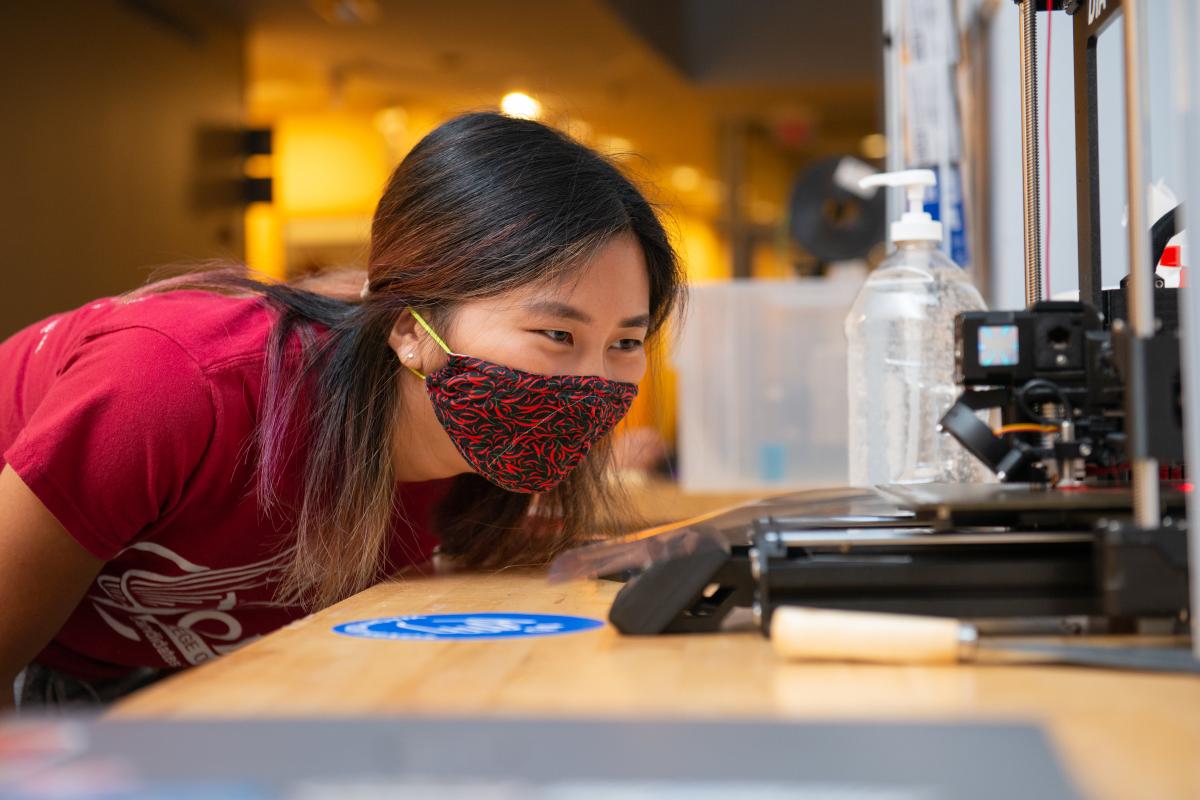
770,606,1200,673
771,606,977,665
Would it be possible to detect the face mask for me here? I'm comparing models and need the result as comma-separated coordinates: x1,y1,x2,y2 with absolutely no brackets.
405,309,638,494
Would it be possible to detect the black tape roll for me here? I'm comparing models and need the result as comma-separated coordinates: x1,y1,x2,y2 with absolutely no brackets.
788,155,887,262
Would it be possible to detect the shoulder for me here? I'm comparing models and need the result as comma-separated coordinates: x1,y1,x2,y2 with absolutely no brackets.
79,290,281,374
25,290,286,441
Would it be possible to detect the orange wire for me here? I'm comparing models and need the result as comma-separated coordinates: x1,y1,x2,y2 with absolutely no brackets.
995,423,1059,435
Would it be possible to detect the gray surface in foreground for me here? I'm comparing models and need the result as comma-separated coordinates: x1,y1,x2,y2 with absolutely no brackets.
17,716,1081,799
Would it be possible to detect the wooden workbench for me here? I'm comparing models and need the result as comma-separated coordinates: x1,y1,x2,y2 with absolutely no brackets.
110,569,1200,800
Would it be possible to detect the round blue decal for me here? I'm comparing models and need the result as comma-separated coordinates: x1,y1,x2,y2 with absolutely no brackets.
332,612,605,641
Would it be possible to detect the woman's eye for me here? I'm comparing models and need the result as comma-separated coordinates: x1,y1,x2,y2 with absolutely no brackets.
612,338,644,352
540,330,573,345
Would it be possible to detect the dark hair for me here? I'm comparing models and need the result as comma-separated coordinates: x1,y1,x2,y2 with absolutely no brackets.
145,112,685,609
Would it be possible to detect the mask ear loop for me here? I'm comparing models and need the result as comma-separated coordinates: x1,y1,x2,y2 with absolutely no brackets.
405,308,453,380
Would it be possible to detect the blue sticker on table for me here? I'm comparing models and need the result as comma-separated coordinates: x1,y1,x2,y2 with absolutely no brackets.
332,612,605,641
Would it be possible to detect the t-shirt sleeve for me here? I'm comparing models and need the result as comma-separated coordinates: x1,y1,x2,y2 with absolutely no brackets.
3,326,216,561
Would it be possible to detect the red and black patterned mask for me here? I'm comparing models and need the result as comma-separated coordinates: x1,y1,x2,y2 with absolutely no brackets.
407,309,638,494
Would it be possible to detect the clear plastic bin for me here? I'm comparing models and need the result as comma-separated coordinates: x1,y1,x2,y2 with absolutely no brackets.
674,277,861,492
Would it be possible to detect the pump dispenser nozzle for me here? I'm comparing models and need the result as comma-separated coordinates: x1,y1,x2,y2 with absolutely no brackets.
859,169,943,244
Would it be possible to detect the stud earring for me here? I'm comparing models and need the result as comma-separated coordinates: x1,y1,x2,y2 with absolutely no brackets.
405,352,415,360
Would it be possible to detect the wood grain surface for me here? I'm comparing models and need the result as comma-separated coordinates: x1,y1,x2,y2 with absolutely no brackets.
109,569,1200,800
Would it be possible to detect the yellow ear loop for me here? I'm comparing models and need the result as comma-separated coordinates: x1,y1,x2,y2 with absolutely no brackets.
405,308,452,380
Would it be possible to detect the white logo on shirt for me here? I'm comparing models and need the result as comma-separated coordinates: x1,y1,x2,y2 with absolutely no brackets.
33,320,59,354
88,542,290,668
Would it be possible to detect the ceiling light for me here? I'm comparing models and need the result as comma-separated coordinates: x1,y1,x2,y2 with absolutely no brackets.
860,133,887,160
670,166,701,192
501,92,541,120
600,135,633,156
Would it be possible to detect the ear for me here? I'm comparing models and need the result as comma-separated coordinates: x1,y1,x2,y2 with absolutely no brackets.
387,310,438,375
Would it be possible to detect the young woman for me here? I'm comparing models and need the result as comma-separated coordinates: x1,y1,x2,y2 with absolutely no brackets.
0,112,685,708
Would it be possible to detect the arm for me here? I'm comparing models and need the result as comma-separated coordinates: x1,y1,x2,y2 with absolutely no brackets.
0,465,104,710
0,326,218,709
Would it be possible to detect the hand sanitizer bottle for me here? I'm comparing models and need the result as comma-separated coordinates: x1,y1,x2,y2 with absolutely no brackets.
845,169,987,486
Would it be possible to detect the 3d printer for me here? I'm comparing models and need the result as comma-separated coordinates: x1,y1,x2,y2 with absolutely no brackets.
579,0,1197,660
934,0,1186,501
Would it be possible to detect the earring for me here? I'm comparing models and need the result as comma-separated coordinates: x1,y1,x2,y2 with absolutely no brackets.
405,352,415,360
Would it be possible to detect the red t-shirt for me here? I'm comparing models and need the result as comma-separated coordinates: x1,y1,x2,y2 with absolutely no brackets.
0,290,452,681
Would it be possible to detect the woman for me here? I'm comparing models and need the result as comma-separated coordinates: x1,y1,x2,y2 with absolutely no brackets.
0,112,685,708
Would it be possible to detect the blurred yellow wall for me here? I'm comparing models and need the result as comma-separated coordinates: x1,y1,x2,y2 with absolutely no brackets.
0,4,244,337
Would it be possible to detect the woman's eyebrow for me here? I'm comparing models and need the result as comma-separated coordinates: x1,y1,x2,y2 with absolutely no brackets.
526,300,592,323
525,301,649,328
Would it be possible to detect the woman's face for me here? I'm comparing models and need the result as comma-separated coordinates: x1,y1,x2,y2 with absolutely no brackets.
389,231,651,481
